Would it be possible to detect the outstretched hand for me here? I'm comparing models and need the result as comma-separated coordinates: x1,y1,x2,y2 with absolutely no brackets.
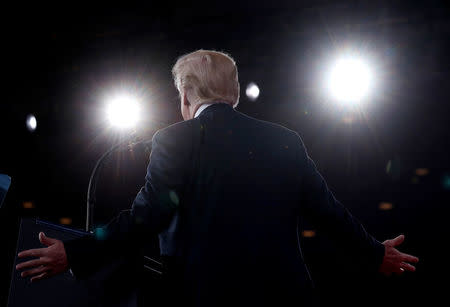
379,234,419,276
16,232,69,282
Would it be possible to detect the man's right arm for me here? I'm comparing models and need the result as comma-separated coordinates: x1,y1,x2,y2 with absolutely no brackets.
63,208,146,280
64,124,194,279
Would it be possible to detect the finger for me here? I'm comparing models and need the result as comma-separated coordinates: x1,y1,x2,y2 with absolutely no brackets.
21,265,49,278
16,258,48,270
400,262,416,272
18,248,47,258
39,232,58,247
400,252,419,263
30,272,48,283
391,235,405,247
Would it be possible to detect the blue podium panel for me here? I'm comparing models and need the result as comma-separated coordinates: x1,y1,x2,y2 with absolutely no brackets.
8,219,138,307
0,174,11,207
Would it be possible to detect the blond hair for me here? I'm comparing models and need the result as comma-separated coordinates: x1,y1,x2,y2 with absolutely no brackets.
172,50,240,107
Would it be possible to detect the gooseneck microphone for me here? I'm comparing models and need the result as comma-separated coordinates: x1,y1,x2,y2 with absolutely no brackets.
85,136,152,232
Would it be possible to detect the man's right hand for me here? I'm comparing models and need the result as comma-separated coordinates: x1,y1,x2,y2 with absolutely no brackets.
16,232,69,282
379,234,419,276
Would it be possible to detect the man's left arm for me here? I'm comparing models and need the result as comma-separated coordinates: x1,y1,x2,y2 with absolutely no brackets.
293,132,418,275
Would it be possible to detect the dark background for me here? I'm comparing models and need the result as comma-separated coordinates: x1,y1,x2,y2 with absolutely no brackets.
1,1,449,306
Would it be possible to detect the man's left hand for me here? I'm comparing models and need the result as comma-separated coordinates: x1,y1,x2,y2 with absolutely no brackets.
379,234,419,276
16,232,69,282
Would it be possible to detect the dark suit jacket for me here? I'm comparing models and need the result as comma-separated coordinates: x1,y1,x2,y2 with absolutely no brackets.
65,103,385,306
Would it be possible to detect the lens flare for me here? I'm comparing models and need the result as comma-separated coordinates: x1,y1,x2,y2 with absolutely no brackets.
106,95,140,129
327,57,372,105
246,82,260,101
26,114,37,131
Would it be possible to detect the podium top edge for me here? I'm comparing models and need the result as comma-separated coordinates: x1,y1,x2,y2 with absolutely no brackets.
31,219,90,237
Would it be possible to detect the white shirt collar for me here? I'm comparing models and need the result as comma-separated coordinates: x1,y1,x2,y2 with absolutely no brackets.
194,102,228,118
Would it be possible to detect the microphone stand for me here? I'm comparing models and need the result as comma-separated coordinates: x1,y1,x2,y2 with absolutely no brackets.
84,133,163,276
85,134,151,232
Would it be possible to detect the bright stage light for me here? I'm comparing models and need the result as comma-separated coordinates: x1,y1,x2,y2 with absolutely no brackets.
327,57,372,105
246,82,260,101
26,114,37,132
106,95,140,129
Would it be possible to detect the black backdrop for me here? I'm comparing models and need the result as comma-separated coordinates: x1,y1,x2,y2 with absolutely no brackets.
2,1,449,306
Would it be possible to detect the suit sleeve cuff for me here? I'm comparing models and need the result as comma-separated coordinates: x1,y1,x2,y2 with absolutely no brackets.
63,235,96,280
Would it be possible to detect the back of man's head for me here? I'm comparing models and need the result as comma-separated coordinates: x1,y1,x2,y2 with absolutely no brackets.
172,50,240,107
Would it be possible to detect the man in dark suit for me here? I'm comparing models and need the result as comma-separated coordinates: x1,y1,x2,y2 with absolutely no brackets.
16,50,419,306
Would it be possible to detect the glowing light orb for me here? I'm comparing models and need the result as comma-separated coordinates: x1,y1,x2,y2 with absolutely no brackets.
26,114,37,131
302,230,316,238
379,202,393,211
327,57,372,105
106,95,140,129
94,227,107,240
246,82,260,101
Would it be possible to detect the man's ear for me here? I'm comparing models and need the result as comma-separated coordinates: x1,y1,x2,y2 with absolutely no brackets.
183,92,191,106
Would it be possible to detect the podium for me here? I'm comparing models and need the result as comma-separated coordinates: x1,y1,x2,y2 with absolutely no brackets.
7,139,164,306
8,218,145,307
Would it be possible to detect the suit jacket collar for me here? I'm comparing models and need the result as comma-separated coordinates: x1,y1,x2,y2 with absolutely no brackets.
196,102,233,118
